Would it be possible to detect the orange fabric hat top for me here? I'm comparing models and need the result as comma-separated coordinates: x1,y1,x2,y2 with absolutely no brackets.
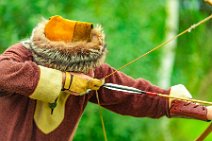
44,15,93,42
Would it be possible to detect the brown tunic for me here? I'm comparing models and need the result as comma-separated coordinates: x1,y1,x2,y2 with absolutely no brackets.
0,43,170,141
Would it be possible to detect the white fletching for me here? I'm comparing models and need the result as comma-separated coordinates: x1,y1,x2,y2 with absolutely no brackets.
103,83,142,94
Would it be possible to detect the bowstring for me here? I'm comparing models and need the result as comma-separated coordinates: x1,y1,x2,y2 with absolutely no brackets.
95,90,108,141
97,14,212,141
103,14,212,79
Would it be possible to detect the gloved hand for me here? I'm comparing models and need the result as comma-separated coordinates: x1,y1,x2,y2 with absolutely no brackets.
205,0,212,6
169,84,192,107
62,72,104,96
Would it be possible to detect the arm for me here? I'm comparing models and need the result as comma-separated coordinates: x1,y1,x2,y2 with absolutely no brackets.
89,64,170,118
90,64,210,121
0,43,103,103
0,43,62,102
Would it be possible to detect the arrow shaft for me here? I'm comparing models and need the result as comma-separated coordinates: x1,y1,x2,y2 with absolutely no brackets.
103,83,212,105
157,93,212,105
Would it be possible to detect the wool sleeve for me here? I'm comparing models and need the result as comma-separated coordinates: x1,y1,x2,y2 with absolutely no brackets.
89,64,170,118
0,43,62,102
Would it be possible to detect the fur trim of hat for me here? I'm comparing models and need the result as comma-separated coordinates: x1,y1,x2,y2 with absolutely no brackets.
23,19,107,73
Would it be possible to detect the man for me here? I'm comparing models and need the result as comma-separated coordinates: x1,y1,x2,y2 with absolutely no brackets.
0,15,211,141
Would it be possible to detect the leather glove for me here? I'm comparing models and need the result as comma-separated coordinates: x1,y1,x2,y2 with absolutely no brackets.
205,0,212,6
62,72,104,96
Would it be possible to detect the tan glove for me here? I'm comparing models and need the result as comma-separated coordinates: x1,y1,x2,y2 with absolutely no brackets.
62,72,104,96
205,0,212,6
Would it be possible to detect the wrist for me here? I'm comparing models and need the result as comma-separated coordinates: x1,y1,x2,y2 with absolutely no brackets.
61,72,66,90
62,72,73,91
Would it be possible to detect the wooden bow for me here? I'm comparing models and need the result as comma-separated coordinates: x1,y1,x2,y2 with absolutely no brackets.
95,13,212,141
196,123,212,141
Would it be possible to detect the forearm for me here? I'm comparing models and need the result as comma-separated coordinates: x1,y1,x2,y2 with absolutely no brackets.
29,66,62,102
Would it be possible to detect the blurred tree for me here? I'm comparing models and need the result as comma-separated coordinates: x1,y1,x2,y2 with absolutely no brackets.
158,0,179,140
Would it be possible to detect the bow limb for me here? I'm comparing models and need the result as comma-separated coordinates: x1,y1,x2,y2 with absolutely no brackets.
104,14,212,79
99,14,212,141
195,1,212,140
195,122,212,141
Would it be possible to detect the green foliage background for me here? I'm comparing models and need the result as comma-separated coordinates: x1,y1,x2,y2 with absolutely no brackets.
1,0,212,140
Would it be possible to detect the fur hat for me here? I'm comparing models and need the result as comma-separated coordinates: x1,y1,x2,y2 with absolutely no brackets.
24,15,107,73
44,16,93,42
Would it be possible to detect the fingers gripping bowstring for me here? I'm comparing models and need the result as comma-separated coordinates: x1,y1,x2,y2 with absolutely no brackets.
95,14,212,141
